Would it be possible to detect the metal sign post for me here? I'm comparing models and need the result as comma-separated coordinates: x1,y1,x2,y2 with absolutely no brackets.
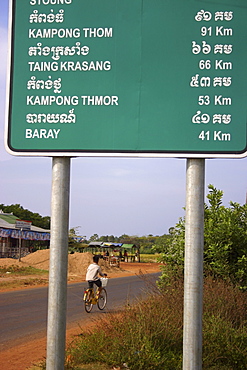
18,228,22,262
46,157,71,370
183,158,205,370
15,220,31,261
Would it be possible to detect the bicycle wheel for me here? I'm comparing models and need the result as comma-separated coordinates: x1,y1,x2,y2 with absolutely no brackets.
97,288,107,310
84,290,93,313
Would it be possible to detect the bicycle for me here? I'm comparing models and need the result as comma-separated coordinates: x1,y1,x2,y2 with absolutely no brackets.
83,277,108,313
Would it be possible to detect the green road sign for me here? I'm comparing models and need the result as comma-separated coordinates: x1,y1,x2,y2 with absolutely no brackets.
5,0,247,157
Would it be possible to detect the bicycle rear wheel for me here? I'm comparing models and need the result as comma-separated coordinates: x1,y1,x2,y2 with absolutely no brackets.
84,290,93,313
97,288,107,310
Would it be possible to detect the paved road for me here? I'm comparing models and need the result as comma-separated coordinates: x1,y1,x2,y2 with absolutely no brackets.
0,273,160,350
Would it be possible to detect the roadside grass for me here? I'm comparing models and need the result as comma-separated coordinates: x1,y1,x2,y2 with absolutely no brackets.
28,270,247,370
139,254,160,263
0,265,48,275
63,276,247,370
29,362,112,370
65,363,111,370
0,265,48,290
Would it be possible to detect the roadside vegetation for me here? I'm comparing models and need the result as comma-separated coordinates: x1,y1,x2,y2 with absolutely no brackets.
34,274,245,370
157,185,247,291
0,265,48,290
138,254,158,263
0,265,48,275
31,277,247,370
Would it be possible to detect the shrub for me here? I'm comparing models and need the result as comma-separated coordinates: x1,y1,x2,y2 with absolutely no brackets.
66,279,184,370
157,185,247,290
0,265,47,275
203,277,247,369
65,276,247,370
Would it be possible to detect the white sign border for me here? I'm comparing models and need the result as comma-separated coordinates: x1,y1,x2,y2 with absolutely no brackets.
4,0,247,159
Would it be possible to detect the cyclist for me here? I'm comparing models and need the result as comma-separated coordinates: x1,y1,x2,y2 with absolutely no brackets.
86,255,107,294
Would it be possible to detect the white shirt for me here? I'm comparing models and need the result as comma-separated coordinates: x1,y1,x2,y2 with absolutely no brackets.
86,263,104,281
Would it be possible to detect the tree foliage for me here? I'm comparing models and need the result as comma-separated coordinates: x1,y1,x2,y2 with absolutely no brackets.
204,185,247,287
68,227,87,253
0,204,50,229
157,185,247,289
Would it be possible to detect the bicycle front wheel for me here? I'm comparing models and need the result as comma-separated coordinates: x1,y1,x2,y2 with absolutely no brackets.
97,288,107,310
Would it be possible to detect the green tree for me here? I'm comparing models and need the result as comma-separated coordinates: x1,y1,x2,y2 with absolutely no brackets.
0,204,50,229
151,234,172,254
158,185,247,288
138,235,158,253
68,227,86,252
89,233,99,242
204,185,247,287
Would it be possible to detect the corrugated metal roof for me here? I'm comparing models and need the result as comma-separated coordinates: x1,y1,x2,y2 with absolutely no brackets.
121,244,136,249
103,242,122,247
88,242,104,247
0,213,50,232
0,213,17,224
0,218,13,228
87,242,138,249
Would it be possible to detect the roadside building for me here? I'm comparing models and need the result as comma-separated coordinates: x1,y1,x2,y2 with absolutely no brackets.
86,242,140,265
0,211,50,258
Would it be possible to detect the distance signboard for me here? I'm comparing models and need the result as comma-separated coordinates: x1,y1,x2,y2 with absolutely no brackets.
5,0,247,157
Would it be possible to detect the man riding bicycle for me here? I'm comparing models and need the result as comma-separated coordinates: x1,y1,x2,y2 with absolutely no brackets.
86,255,107,293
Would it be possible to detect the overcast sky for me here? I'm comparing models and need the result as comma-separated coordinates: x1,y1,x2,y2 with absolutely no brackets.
1,0,246,238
